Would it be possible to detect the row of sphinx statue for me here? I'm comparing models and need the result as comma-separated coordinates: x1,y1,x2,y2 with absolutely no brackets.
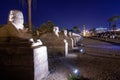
0,9,82,56
0,9,82,80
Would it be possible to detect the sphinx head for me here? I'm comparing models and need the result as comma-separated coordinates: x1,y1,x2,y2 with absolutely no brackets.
8,10,24,30
63,30,68,37
53,26,59,37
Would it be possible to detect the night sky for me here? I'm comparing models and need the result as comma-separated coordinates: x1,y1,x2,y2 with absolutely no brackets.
0,0,120,30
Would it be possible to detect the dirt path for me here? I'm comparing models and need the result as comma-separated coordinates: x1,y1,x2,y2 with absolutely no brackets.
43,38,120,80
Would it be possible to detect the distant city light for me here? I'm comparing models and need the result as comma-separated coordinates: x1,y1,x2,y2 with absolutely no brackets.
95,27,108,33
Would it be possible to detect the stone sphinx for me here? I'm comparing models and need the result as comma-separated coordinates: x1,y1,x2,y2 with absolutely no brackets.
0,10,32,42
40,26,66,56
0,10,49,80
59,30,72,52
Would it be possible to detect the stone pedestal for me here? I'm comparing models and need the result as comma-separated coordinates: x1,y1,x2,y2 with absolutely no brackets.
0,38,49,80
33,46,49,80
64,39,68,56
0,39,34,80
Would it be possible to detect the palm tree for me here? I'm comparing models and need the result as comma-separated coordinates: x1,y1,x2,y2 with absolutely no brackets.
108,16,120,30
28,0,32,32
20,0,32,32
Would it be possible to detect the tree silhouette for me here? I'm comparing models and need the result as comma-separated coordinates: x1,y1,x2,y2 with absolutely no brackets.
108,16,120,30
73,26,80,33
35,21,55,35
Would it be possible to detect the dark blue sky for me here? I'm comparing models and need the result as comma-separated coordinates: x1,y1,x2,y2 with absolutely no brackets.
0,0,120,30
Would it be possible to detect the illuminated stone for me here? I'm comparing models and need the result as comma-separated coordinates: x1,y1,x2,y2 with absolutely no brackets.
63,30,68,37
64,39,68,56
33,46,49,80
53,26,59,37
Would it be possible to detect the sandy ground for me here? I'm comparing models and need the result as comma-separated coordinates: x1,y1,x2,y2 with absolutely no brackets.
43,38,120,80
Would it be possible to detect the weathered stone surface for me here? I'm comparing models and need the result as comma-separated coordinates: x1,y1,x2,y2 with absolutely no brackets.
0,39,34,80
40,33,65,56
0,39,49,80
33,46,49,80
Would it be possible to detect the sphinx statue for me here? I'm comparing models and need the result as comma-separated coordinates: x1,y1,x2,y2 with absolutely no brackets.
0,10,49,80
40,26,66,56
0,9,44,53
68,31,74,49
0,10,32,42
59,29,72,52
64,30,72,51
63,30,68,37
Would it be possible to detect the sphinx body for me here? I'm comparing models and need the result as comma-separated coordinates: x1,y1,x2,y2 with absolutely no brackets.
40,26,65,56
